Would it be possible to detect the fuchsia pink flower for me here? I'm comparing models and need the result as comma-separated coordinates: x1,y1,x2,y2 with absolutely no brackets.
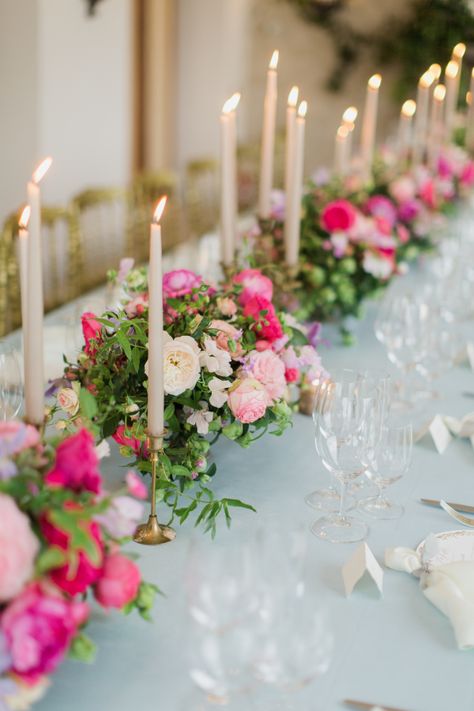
364,195,397,229
45,429,101,494
461,161,474,187
0,494,39,603
228,378,267,424
243,295,283,343
81,312,102,357
234,268,274,306
112,425,144,457
1,583,89,682
162,269,202,299
94,554,141,610
320,199,357,233
40,504,104,596
126,470,148,500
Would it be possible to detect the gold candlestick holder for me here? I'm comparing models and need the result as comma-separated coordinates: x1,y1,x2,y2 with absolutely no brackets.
133,432,176,546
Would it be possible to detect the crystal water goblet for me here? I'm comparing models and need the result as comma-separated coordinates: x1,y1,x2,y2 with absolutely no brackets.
359,423,413,519
0,344,23,420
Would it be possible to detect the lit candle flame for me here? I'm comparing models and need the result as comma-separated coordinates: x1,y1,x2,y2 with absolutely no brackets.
288,85,299,108
368,74,382,90
434,84,446,102
297,100,307,118
419,70,434,88
19,205,31,229
342,106,358,124
153,196,167,224
429,63,442,80
446,60,459,79
269,49,279,70
453,42,466,60
337,125,349,139
32,156,53,184
401,99,416,117
222,92,241,114
467,91,472,107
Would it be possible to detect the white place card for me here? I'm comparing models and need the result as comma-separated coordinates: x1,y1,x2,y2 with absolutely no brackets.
415,415,452,454
342,542,384,597
467,343,474,371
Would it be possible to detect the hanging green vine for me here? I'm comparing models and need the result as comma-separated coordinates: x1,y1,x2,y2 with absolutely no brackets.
288,0,474,98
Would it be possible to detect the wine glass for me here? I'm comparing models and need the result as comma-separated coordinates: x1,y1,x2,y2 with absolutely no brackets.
311,375,379,543
0,344,23,420
359,423,413,520
183,538,260,708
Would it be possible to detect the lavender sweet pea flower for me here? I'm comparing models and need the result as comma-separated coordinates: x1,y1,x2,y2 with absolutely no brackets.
45,377,71,397
311,167,330,186
269,190,286,221
118,257,135,282
307,322,322,349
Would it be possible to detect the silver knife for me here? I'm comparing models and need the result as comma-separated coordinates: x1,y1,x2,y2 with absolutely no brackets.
420,498,474,514
344,700,412,711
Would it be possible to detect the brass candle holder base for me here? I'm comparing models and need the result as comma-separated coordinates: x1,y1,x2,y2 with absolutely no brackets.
133,431,176,546
133,515,176,545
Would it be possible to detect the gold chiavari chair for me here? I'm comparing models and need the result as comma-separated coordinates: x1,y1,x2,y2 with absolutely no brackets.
0,206,82,336
185,158,219,237
129,172,188,262
237,131,286,212
71,187,128,291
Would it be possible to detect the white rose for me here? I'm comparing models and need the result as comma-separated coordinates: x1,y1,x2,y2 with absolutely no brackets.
362,252,393,280
146,332,201,396
57,387,79,416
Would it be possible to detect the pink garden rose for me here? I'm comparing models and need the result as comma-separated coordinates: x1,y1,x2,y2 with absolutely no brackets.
124,293,148,318
81,312,102,357
228,378,268,423
0,494,39,603
216,297,237,317
233,269,273,306
243,295,283,343
0,421,40,455
1,583,88,682
398,198,421,223
246,350,286,403
320,199,357,233
94,554,141,609
40,504,104,596
389,176,416,204
45,429,101,495
364,195,397,229
162,270,202,299
210,320,244,358
419,178,437,209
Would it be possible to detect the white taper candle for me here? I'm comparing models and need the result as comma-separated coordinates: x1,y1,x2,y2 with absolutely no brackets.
148,196,167,437
258,50,279,219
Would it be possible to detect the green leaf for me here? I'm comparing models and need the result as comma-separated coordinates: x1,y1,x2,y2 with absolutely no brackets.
224,498,257,513
68,633,97,663
35,546,67,575
222,421,243,440
79,388,98,420
116,329,132,360
171,464,192,479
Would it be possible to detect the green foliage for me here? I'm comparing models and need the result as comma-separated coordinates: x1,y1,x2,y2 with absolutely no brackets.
68,633,97,663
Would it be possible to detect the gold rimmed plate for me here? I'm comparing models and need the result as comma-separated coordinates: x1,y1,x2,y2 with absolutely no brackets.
416,529,474,569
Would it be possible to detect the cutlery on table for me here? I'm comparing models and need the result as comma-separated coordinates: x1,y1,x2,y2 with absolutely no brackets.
343,700,413,711
439,500,474,528
420,498,474,514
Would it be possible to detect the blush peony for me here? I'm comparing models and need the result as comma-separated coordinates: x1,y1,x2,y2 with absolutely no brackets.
320,199,357,233
94,553,141,609
162,269,202,299
233,269,273,305
243,295,283,343
40,505,104,596
1,583,88,682
0,494,39,603
161,332,201,395
227,378,268,424
210,320,244,358
56,387,79,416
246,350,286,403
364,195,397,229
45,429,101,494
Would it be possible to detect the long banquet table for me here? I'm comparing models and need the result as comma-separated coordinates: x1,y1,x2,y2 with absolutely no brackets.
6,236,474,711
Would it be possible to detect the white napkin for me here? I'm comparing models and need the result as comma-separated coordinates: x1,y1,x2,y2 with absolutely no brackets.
385,544,474,650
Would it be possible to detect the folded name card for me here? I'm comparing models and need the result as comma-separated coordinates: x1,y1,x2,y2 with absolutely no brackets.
415,415,452,454
342,542,384,597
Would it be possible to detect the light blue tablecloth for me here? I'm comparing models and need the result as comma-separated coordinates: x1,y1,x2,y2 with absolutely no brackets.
8,275,474,711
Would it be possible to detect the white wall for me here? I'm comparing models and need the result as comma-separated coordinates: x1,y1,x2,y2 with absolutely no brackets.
176,0,252,171
0,0,39,223
0,0,133,221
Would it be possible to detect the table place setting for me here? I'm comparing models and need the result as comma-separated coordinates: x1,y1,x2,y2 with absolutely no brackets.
3,15,474,710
